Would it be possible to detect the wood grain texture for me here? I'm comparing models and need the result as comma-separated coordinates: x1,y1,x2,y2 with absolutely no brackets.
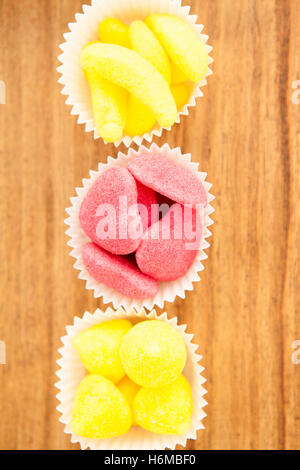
0,0,299,450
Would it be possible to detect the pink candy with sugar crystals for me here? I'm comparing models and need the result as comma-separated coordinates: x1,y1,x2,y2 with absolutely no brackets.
136,180,159,231
79,167,142,255
82,242,159,299
128,153,208,208
136,204,202,281
78,152,208,299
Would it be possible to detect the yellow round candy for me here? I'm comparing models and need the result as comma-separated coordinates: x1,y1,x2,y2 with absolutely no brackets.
80,43,177,128
124,94,156,137
120,320,187,388
146,14,209,83
73,319,132,383
171,83,190,110
134,375,193,435
72,375,132,439
99,18,131,49
129,20,171,84
118,376,140,425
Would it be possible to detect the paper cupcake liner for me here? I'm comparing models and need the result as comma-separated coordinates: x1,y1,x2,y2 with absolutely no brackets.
56,307,207,450
65,143,215,310
57,0,213,147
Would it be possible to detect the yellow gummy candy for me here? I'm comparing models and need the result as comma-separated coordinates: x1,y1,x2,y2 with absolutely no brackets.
84,68,128,143
134,375,193,435
129,20,171,84
99,18,131,49
120,320,187,389
171,61,189,85
118,376,140,425
72,375,132,439
125,94,156,136
146,14,209,83
171,83,190,110
97,23,155,139
73,319,132,383
80,43,177,128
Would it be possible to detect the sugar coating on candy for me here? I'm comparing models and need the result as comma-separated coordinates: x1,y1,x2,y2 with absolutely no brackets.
120,320,186,388
171,83,190,110
80,43,177,128
71,375,132,439
84,68,128,143
99,18,131,49
124,94,156,137
101,19,157,138
146,14,209,83
134,375,193,435
79,167,142,255
82,242,159,299
128,153,208,208
118,376,140,425
136,204,201,281
136,180,159,231
73,320,132,383
129,20,171,84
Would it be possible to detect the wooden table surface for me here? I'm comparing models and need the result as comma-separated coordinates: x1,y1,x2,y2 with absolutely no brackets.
0,0,299,451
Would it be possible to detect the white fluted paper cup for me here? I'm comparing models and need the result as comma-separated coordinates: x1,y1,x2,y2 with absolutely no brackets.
65,143,214,310
56,307,207,450
57,0,213,147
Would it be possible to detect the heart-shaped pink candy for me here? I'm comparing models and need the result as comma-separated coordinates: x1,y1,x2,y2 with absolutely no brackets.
128,153,208,208
82,242,159,299
136,204,202,281
80,167,143,255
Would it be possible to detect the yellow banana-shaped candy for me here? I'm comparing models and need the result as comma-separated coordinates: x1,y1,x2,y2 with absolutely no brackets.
101,19,158,136
171,83,190,110
129,20,171,84
84,68,127,143
125,94,156,137
171,61,189,85
81,43,177,128
99,18,131,49
146,14,209,83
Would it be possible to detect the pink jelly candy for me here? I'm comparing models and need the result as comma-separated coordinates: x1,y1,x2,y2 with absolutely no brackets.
135,203,202,281
136,180,159,231
128,153,208,208
79,167,143,255
82,242,159,299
